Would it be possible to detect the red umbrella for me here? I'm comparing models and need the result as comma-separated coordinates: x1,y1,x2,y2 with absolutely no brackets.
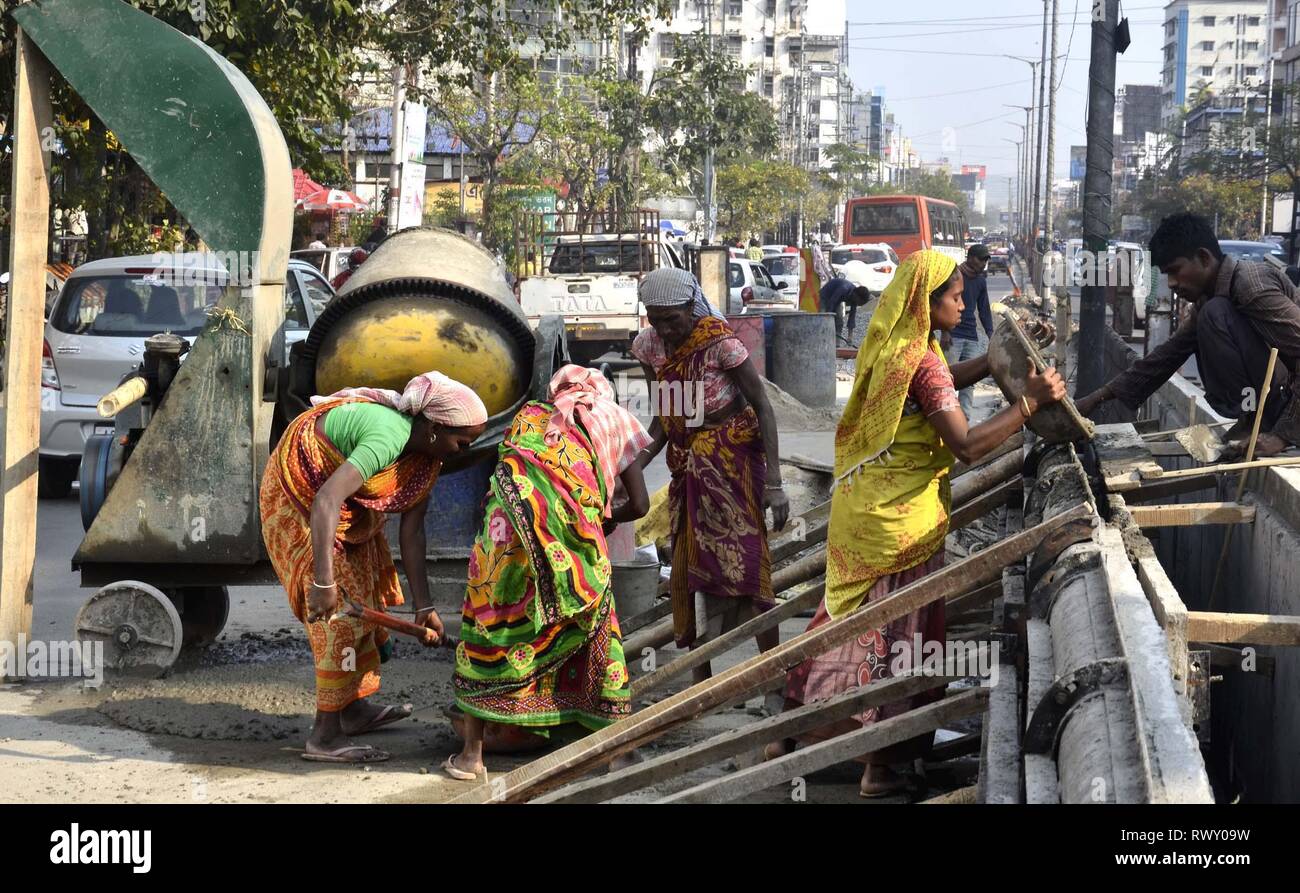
292,168,326,202
296,187,369,212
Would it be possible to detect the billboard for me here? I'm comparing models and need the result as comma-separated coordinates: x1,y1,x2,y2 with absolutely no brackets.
961,164,987,181
1070,146,1087,180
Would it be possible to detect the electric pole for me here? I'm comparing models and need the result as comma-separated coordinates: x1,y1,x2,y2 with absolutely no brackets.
1043,0,1060,269
1077,0,1120,397
703,0,717,244
1033,0,1048,272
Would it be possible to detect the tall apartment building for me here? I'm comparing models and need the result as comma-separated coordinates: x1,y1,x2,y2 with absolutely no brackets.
1116,84,1163,140
635,0,851,171
1283,0,1300,119
1161,0,1271,125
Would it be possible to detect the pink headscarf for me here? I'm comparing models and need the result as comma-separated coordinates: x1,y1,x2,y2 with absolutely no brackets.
312,371,488,427
546,365,650,513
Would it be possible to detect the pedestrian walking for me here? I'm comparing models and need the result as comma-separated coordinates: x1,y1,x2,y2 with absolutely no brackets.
947,243,995,415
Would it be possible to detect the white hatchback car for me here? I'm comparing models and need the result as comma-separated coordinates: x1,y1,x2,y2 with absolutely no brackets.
39,254,334,497
829,243,900,294
726,258,795,315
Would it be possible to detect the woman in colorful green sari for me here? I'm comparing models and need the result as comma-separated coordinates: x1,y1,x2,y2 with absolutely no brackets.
768,248,1066,797
446,365,651,778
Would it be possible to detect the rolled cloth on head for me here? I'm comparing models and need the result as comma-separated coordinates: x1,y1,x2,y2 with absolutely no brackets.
311,370,488,427
545,364,651,515
638,267,725,319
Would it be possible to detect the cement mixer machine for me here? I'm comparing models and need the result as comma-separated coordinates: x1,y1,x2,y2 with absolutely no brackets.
16,0,570,675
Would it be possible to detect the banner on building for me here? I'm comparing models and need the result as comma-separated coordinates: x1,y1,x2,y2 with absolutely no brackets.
1069,146,1087,180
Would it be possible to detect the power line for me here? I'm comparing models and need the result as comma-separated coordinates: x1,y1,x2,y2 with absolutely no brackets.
888,79,1027,101
845,5,1165,26
843,43,1161,63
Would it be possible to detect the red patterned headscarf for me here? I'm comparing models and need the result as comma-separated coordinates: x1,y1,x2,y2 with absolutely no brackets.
312,370,488,427
546,365,651,513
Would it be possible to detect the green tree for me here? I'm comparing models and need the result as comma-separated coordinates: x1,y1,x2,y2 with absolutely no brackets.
644,33,778,200
714,158,808,240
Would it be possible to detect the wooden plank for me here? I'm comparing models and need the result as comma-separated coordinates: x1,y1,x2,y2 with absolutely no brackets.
535,673,953,804
657,688,989,803
0,32,52,678
769,516,829,566
951,430,1024,478
1135,555,1189,701
951,450,1023,506
1094,423,1165,485
1127,502,1256,528
946,580,1002,616
1146,441,1190,457
1106,457,1300,492
921,784,978,804
631,579,826,698
950,478,1021,530
929,731,981,762
1185,611,1300,647
1122,475,1225,504
620,596,671,635
450,502,1092,803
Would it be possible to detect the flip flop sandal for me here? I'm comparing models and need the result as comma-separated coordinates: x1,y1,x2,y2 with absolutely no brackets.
346,703,413,736
301,744,390,764
442,754,483,781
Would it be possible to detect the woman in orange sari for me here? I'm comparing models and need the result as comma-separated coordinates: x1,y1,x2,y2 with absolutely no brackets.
260,371,487,763
768,249,1065,797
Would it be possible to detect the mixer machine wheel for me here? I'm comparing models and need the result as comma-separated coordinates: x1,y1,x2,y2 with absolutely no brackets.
74,580,184,677
166,585,231,646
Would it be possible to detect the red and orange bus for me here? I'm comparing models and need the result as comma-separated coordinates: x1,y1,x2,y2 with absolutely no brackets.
842,195,968,263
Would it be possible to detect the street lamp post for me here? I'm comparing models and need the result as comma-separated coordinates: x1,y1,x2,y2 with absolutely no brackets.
1003,137,1023,242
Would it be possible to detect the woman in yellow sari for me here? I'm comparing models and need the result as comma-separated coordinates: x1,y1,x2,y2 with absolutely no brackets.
769,248,1066,797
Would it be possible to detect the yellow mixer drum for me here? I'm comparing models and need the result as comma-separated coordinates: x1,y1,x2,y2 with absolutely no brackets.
297,227,536,423
313,294,524,416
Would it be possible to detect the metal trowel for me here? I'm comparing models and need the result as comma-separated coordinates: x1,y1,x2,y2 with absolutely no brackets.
1173,423,1228,463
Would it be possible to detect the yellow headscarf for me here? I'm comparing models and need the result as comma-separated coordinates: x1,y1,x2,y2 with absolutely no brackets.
833,248,958,478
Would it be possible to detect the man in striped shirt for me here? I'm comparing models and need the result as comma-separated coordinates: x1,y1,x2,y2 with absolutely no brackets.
1076,213,1300,455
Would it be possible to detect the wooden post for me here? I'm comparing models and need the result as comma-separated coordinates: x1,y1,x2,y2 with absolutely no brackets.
451,502,1092,803
0,32,52,679
1208,348,1279,610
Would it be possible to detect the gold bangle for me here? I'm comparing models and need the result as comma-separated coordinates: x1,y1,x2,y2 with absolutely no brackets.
1019,396,1032,419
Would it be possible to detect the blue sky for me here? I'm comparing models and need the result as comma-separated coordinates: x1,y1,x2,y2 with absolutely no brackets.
842,0,1167,209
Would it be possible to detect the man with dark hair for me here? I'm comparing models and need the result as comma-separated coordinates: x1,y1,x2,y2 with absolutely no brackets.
948,243,995,415
820,265,872,345
1076,212,1300,456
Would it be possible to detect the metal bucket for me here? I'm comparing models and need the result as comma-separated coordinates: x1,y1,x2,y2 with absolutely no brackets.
612,558,661,619
769,312,836,407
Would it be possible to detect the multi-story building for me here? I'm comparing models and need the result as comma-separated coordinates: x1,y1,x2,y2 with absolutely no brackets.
1117,84,1164,141
954,166,988,217
1161,0,1270,125
1283,0,1300,120
635,0,852,171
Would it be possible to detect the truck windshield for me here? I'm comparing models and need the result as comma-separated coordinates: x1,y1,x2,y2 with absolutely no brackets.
549,241,654,275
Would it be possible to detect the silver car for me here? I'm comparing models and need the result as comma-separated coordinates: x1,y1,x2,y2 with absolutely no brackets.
39,254,334,498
